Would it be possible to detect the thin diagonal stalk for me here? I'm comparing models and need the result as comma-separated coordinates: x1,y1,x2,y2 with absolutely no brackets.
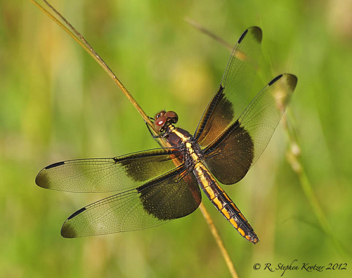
284,113,347,257
30,1,240,275
199,203,238,278
30,0,154,134
185,18,233,51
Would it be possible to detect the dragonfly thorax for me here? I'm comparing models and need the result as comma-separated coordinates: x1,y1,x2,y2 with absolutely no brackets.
164,126,192,147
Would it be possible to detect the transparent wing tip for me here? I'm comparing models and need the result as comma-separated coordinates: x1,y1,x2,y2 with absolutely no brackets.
61,222,77,238
239,26,262,44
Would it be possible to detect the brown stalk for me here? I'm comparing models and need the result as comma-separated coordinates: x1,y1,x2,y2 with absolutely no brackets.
30,1,241,276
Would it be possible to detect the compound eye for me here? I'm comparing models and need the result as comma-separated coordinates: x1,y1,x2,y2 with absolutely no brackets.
165,111,178,124
155,117,165,127
153,114,167,133
155,110,166,119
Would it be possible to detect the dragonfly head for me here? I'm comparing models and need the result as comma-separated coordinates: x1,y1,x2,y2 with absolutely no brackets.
153,110,178,134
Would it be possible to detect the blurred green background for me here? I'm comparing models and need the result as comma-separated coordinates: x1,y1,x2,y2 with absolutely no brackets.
1,0,351,277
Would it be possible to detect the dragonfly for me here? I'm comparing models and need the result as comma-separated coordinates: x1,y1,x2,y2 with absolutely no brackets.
36,26,297,243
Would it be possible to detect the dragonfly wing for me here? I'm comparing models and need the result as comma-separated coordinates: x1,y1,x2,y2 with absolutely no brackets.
36,148,183,193
204,74,297,185
61,166,202,237
194,27,262,147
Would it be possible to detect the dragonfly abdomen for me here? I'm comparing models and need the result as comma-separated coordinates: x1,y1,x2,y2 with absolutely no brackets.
193,162,259,244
